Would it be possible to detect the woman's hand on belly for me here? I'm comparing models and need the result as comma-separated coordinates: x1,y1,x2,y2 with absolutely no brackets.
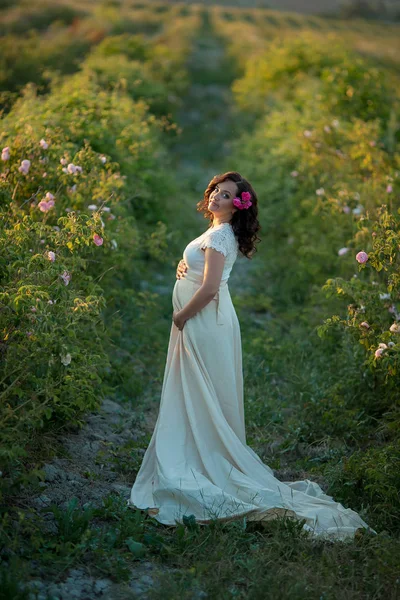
176,259,188,279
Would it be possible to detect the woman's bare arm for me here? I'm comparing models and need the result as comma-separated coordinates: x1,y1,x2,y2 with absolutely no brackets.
178,248,225,322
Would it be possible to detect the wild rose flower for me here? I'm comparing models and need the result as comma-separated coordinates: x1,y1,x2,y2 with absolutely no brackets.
45,192,55,202
60,353,72,366
316,188,325,196
67,163,76,174
48,251,56,262
352,205,364,215
88,204,98,211
39,139,49,149
18,159,31,174
338,247,349,256
1,147,10,161
374,348,384,358
60,270,71,285
38,199,54,212
93,233,103,246
389,323,400,333
60,157,68,165
386,184,393,193
360,321,370,329
342,205,351,214
356,251,368,264
74,165,82,173
290,170,298,177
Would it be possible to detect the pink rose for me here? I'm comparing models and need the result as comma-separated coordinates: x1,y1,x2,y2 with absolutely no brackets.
60,270,71,285
47,251,56,262
93,233,103,246
360,321,370,329
18,159,31,175
374,348,384,358
38,199,55,212
39,139,49,149
1,147,10,161
386,184,393,193
356,251,368,264
45,192,55,201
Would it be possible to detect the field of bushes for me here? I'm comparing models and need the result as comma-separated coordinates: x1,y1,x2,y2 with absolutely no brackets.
1,1,400,598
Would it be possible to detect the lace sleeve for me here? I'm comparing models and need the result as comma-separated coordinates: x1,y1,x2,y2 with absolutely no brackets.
200,229,229,257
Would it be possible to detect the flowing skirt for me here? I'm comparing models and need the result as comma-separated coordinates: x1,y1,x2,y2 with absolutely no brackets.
127,271,377,541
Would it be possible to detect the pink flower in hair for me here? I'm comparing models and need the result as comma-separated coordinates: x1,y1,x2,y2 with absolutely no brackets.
233,191,252,210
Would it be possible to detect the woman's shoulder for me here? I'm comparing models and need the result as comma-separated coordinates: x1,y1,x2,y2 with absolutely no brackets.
200,223,238,258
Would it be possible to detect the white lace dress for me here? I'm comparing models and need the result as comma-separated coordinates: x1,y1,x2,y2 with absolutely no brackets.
127,223,377,540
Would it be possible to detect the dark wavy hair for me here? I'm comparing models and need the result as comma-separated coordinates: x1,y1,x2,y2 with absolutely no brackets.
196,171,261,259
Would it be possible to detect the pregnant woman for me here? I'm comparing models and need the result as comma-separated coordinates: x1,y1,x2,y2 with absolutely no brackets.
128,171,377,541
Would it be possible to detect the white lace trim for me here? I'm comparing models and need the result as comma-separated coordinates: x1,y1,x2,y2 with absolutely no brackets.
200,225,238,258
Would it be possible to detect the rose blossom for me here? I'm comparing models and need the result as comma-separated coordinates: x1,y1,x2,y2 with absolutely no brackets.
39,139,49,149
93,233,103,246
18,159,31,175
1,147,10,161
355,251,368,264
389,323,400,333
374,348,384,358
60,270,71,285
360,321,370,329
48,251,56,262
386,184,393,193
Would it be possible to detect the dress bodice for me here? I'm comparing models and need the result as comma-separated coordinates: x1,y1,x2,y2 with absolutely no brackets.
182,222,239,282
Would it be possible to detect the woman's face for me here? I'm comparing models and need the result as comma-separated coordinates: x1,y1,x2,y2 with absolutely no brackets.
208,180,239,219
